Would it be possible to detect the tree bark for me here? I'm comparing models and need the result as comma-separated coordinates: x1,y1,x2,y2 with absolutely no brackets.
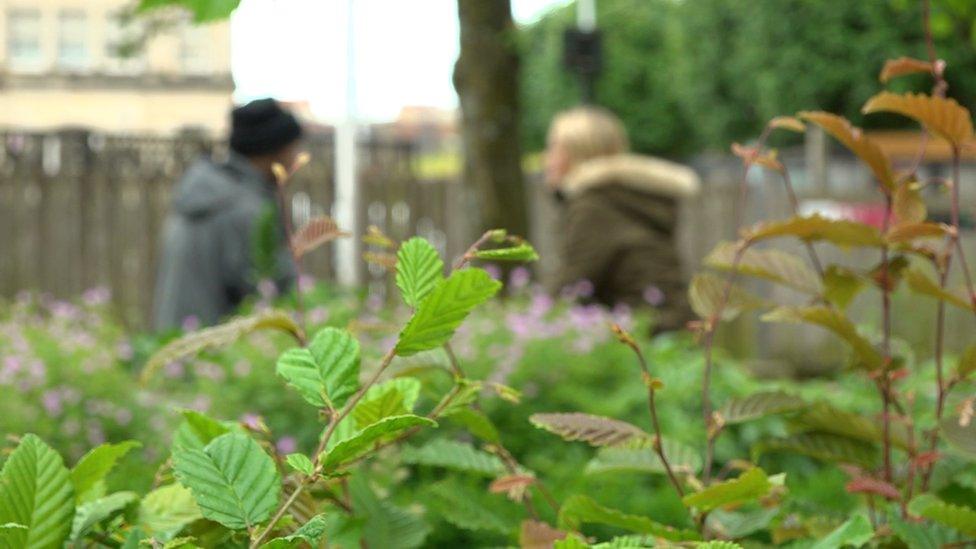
453,0,528,238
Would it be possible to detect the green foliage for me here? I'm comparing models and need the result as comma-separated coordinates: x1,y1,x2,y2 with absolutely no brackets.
718,391,805,425
558,495,700,541
400,438,505,476
353,377,422,427
941,416,976,458
0,434,75,549
395,268,502,356
171,433,280,529
473,242,540,262
137,484,201,538
69,491,138,541
705,243,821,294
908,494,976,537
276,327,361,409
138,0,240,23
762,307,883,370
322,415,437,471
752,433,878,468
530,412,650,447
810,515,874,549
585,440,701,476
171,410,236,452
682,468,772,512
285,453,314,476
425,481,512,533
395,237,445,308
260,514,329,548
70,440,141,503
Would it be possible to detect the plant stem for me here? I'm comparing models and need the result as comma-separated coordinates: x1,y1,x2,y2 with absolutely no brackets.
779,167,824,278
880,193,894,483
453,230,495,270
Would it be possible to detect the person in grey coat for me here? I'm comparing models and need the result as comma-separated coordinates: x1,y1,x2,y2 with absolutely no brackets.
153,99,303,330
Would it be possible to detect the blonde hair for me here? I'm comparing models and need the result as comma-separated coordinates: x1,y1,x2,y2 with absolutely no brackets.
547,107,630,167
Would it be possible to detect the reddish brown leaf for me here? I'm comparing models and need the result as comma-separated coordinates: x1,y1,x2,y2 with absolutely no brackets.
731,143,784,172
886,222,948,243
799,112,895,191
292,216,350,258
490,474,537,502
519,520,567,549
362,251,398,270
863,92,974,148
768,116,806,133
913,451,941,468
879,57,934,83
845,477,901,500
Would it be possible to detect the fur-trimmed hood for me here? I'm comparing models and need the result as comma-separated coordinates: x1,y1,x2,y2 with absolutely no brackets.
561,154,701,199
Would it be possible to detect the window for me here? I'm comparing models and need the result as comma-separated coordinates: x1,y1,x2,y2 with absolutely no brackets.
7,9,42,70
179,25,210,74
58,10,88,70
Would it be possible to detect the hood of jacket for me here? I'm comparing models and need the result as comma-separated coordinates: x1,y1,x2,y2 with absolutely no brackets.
561,153,701,200
171,154,272,219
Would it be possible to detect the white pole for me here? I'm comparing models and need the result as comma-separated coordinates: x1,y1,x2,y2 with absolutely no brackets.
334,0,360,286
577,0,596,32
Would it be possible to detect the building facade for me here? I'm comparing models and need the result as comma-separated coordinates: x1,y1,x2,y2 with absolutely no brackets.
0,0,233,134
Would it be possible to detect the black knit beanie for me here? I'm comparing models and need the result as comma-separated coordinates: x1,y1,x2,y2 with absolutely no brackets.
229,98,303,156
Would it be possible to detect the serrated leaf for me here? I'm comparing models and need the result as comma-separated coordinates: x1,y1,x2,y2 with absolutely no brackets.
905,268,974,311
447,408,500,444
585,439,701,476
435,379,482,418
957,345,976,379
291,216,349,259
353,377,422,428
705,243,821,294
70,491,138,541
558,495,700,541
863,92,974,147
689,273,764,321
322,415,436,470
426,481,511,533
276,327,361,409
530,413,650,448
793,402,907,449
70,440,141,503
822,266,866,309
142,310,302,383
260,513,330,548
348,476,428,549
894,182,927,224
285,453,314,476
940,415,976,459
719,391,805,425
396,237,445,308
886,222,948,243
710,507,779,539
172,433,280,529
171,410,236,453
809,515,873,549
0,434,75,549
762,307,883,370
745,214,885,247
137,484,201,538
890,514,963,549
908,494,976,537
401,439,504,476
752,433,877,468
396,269,501,356
879,57,934,83
473,242,540,262
798,112,894,191
682,468,771,512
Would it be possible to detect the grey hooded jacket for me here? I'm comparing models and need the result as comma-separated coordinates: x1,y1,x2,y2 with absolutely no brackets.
152,153,294,330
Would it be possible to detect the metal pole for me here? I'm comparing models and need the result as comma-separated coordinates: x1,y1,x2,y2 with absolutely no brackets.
334,0,361,286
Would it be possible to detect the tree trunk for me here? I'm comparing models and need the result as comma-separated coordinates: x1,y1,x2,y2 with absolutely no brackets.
453,0,528,238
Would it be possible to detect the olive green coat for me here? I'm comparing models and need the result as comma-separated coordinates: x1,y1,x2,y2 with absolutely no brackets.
552,154,700,332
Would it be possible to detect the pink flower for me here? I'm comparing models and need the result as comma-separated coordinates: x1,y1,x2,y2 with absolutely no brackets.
509,266,531,290
240,413,262,430
276,436,297,454
643,285,665,307
298,274,315,293
483,264,502,281
181,316,200,332
82,287,111,306
257,279,278,300
41,390,63,416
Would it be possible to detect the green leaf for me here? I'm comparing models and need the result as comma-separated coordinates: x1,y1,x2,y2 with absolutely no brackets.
908,494,976,537
584,439,701,476
809,515,873,549
276,327,361,409
555,534,591,549
762,307,883,370
793,402,908,449
348,476,429,549
171,410,236,453
70,491,138,541
905,268,975,312
70,440,141,503
142,309,302,383
752,433,877,468
434,379,483,418
447,408,501,444
285,454,314,476
695,543,744,549
689,273,764,321
530,413,650,448
322,415,437,471
709,507,779,539
137,484,202,538
426,481,512,533
172,433,280,529
940,416,976,459
401,439,505,476
957,345,976,380
0,434,75,549
138,0,241,23
396,269,502,356
682,467,772,512
823,266,866,309
718,391,805,425
353,377,422,428
705,242,821,294
259,513,330,549
396,237,445,308
745,214,885,248
473,242,540,262
890,514,962,549
558,495,700,541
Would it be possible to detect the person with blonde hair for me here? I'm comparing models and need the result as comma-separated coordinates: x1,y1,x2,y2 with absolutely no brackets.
545,106,700,332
